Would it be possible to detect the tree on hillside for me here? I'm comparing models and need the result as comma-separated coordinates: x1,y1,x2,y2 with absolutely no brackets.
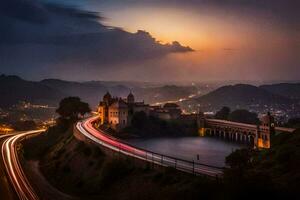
56,97,91,121
215,106,231,120
225,148,253,169
228,109,259,124
224,130,300,197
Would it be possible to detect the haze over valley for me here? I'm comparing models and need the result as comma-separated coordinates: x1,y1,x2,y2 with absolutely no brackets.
1,75,299,127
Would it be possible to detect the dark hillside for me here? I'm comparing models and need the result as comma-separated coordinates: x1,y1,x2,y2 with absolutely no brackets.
260,83,300,99
194,84,295,111
0,75,63,108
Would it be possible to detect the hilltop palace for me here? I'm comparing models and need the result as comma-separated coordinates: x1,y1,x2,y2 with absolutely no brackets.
97,92,295,149
97,92,181,130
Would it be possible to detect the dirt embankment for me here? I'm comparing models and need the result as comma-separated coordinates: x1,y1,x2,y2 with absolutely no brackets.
22,160,75,200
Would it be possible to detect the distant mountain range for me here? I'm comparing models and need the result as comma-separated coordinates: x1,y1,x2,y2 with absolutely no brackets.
196,84,294,107
40,79,129,109
0,75,63,108
134,85,197,104
260,83,300,99
184,84,300,115
1,75,299,116
0,75,197,109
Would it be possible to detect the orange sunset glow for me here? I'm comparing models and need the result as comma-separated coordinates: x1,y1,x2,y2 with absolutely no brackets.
100,5,292,51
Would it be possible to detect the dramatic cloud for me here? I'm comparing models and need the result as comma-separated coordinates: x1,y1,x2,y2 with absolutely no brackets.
0,0,192,79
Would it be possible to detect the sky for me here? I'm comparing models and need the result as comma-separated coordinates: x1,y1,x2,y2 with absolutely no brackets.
80,0,299,49
0,0,299,82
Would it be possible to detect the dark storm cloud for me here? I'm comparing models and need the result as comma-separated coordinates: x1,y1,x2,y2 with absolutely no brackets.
0,0,48,23
0,0,192,79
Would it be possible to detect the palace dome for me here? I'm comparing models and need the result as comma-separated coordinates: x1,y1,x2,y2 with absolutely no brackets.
127,92,135,103
103,91,112,102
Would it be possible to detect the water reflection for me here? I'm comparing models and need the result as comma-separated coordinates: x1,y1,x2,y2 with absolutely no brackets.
126,137,246,167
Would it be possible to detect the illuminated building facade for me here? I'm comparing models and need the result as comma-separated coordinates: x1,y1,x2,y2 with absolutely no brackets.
98,92,149,130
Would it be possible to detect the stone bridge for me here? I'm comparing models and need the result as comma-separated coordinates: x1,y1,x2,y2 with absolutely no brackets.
197,113,295,149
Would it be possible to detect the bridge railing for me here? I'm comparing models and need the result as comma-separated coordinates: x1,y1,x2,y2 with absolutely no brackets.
81,120,224,177
139,150,224,177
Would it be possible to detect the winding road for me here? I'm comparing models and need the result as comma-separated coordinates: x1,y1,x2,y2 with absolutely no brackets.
76,116,223,177
1,130,44,200
0,116,222,200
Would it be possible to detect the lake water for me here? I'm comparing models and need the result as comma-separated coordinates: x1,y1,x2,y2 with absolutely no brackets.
125,137,246,167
